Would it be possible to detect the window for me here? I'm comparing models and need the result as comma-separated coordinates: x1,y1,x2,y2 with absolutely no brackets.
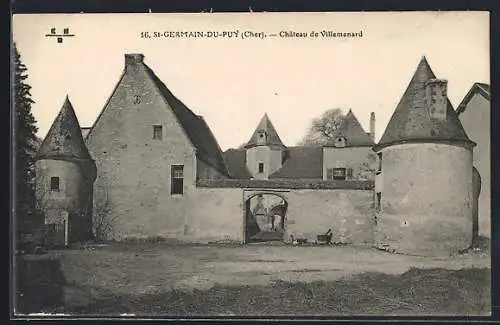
171,165,184,195
377,152,382,173
346,168,353,179
50,177,60,192
153,125,163,140
258,162,264,173
327,168,346,180
133,95,143,104
376,192,382,212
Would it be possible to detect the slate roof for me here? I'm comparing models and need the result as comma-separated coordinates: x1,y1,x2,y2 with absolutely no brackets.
36,96,92,161
324,109,374,147
223,148,252,179
245,114,285,148
456,82,491,115
375,56,473,151
142,63,229,176
269,146,323,179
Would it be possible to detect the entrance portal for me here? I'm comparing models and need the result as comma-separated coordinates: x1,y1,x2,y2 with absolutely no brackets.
245,193,288,243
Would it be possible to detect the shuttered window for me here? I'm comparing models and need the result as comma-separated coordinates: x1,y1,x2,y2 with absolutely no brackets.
327,168,347,181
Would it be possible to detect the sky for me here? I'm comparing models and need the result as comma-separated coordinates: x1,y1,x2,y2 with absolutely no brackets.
12,12,489,150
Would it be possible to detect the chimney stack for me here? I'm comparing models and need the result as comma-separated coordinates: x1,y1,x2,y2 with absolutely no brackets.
369,112,375,141
125,53,144,67
425,79,448,120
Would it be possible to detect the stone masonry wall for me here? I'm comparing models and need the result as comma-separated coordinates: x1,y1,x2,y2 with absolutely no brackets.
375,143,473,256
323,147,377,181
35,159,93,241
246,146,283,179
85,56,198,240
458,92,491,237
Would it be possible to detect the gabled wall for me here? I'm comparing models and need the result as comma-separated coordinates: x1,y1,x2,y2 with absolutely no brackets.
458,92,490,237
86,57,197,240
323,147,377,181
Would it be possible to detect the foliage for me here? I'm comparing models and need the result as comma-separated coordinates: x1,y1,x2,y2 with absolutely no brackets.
93,199,117,242
14,43,39,230
299,108,345,145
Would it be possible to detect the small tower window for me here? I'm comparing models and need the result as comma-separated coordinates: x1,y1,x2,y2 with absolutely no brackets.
171,165,184,195
258,162,264,173
50,177,60,192
376,192,382,212
153,125,163,140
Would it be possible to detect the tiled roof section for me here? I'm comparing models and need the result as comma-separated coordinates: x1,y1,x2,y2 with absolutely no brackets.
197,178,374,190
456,82,491,115
36,97,91,161
143,64,229,176
245,114,285,148
223,149,252,179
376,56,472,150
269,146,323,179
324,110,375,147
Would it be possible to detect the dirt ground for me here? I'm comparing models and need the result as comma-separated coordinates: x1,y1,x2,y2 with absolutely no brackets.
20,241,490,313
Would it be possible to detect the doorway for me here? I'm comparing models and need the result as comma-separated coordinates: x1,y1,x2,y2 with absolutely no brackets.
244,193,288,243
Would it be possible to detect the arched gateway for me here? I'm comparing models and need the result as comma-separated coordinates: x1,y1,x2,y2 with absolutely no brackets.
244,192,288,243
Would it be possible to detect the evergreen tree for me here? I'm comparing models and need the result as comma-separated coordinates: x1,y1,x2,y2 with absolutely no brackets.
13,43,38,230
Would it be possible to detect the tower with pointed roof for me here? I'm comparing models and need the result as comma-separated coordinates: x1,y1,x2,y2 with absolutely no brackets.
244,113,286,179
35,96,97,243
372,56,476,256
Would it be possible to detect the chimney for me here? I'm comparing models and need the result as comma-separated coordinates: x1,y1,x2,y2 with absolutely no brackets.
369,112,375,141
425,79,448,120
125,53,144,67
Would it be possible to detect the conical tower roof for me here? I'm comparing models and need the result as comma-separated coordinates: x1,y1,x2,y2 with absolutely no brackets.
324,109,374,147
36,96,92,161
245,113,285,148
375,56,473,151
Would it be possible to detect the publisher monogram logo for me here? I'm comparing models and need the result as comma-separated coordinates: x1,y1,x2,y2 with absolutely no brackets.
45,27,75,43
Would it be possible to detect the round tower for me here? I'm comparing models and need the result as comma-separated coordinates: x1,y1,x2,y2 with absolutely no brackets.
245,113,286,179
35,96,97,244
373,57,476,256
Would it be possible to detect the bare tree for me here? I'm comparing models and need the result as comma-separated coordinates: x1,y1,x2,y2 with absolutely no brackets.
299,108,345,145
357,152,378,181
93,198,117,242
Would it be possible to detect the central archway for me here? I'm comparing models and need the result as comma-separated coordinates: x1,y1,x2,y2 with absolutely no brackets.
244,192,288,243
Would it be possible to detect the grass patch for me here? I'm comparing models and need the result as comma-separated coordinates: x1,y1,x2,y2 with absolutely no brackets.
65,267,490,316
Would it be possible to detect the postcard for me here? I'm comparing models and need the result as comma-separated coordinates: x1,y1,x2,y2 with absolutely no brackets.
11,11,491,317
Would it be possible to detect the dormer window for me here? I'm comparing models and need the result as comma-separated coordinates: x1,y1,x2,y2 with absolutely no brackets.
334,136,346,148
257,130,267,145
